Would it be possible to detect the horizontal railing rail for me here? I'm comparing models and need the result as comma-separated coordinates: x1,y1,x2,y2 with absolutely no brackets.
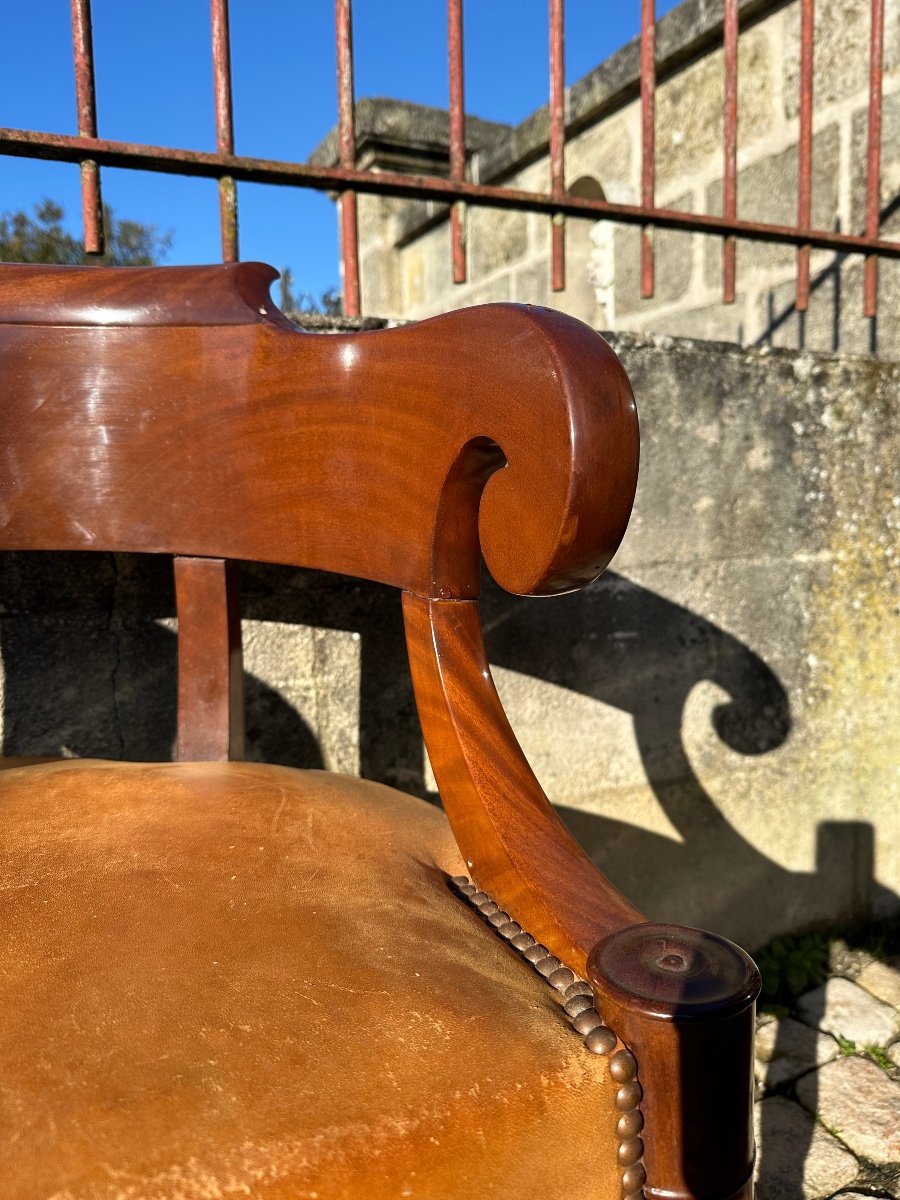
1,0,895,322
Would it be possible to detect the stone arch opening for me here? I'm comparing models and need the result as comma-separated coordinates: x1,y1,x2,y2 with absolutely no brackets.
554,175,608,326
568,175,607,202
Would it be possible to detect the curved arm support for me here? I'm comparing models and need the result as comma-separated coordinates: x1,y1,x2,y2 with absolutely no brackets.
405,597,761,1199
405,590,762,1200
403,592,643,975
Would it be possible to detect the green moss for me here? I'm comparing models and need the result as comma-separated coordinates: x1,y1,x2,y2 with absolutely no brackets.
755,932,829,1006
862,1044,894,1072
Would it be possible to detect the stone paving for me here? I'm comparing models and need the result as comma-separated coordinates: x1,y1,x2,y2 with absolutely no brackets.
754,951,900,1200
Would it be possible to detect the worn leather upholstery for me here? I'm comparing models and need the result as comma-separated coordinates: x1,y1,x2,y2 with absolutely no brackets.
1,759,619,1200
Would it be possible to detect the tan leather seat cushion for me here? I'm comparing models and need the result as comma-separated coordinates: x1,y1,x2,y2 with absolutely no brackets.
1,760,618,1199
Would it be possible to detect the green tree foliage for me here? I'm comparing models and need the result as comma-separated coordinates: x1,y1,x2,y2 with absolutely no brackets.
278,265,342,316
0,199,172,266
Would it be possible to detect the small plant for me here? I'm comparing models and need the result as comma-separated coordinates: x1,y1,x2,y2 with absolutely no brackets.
862,1043,894,1072
836,1034,857,1056
818,1116,842,1141
755,932,830,1006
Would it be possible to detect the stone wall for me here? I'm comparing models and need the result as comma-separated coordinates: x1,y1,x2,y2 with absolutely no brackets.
318,0,900,358
1,331,896,953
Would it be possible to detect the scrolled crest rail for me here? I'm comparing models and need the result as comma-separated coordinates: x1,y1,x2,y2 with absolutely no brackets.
0,262,637,602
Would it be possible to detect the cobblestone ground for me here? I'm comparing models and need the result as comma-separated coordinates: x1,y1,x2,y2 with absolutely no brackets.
754,952,900,1199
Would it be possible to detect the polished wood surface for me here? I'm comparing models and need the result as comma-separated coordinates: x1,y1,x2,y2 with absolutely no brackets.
174,557,244,761
0,262,638,601
0,261,759,1200
404,593,642,976
0,261,293,328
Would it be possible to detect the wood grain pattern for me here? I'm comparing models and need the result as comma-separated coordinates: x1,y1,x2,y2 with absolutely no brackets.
0,262,638,601
403,592,643,975
174,556,244,761
0,261,289,327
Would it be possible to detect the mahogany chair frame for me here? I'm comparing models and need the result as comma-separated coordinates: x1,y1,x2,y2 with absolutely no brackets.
0,262,759,1200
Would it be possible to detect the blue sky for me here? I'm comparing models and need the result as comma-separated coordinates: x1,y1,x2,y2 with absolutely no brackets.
1,1,677,300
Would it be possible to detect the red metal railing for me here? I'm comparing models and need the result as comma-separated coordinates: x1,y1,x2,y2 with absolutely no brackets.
722,0,738,304
1,0,897,321
335,0,361,317
549,0,566,292
448,0,467,285
211,0,238,264
640,0,657,301
70,0,102,256
864,0,886,316
796,0,815,311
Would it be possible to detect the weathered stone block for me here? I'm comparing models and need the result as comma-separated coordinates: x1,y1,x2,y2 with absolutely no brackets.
424,222,453,304
242,620,360,775
782,0,900,120
705,125,841,281
359,247,400,318
749,260,896,359
796,1055,900,1163
615,192,696,313
397,221,456,320
401,246,426,310
445,274,511,308
513,258,550,305
628,302,748,344
754,1095,859,1199
469,205,529,280
656,27,775,190
849,90,900,234
566,110,636,199
797,978,900,1046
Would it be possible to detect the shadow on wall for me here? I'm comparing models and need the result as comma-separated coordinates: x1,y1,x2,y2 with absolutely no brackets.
1,553,894,948
479,573,893,943
754,196,900,355
0,552,324,770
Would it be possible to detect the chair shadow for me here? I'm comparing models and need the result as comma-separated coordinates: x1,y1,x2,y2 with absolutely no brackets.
4,552,893,934
0,552,323,768
2,552,896,1197
475,573,895,1200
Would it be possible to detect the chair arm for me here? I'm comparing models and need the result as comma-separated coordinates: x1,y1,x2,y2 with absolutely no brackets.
401,302,759,1198
404,592,643,971
404,594,761,1200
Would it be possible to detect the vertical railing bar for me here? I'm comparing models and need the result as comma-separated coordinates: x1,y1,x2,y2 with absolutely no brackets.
864,0,884,318
640,0,656,299
549,0,566,292
336,0,361,317
448,0,467,284
69,0,103,255
796,0,814,312
211,0,238,262
722,0,739,304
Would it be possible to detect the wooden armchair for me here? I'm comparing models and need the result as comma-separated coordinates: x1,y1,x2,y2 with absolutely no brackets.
0,263,759,1200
